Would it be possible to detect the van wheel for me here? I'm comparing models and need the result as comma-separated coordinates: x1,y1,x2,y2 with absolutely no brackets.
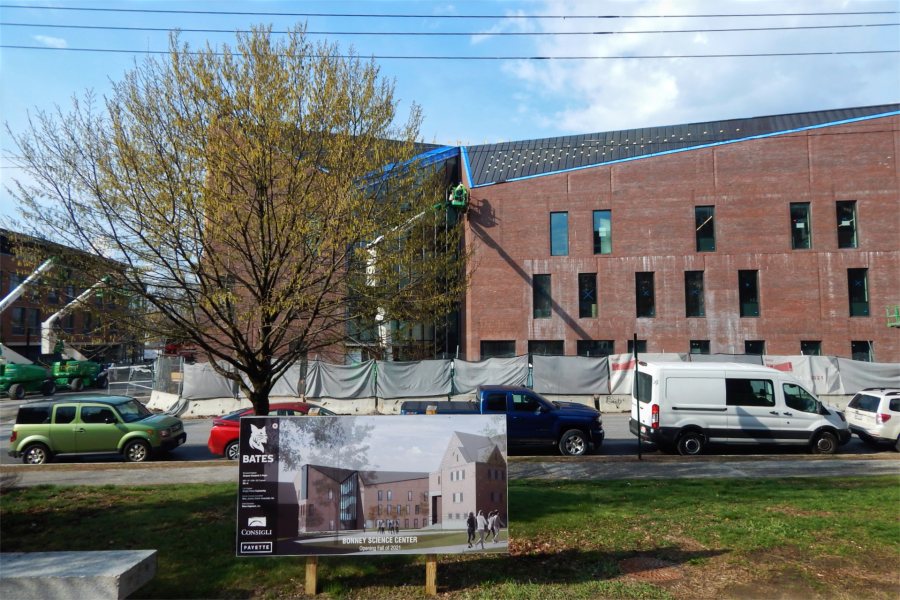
676,431,705,456
558,429,588,456
124,439,151,463
811,431,838,454
22,443,51,465
9,383,25,400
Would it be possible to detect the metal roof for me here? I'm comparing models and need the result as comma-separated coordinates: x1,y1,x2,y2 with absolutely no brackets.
462,104,900,188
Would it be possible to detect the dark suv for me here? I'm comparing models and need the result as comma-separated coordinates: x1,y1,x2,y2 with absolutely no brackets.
8,394,186,464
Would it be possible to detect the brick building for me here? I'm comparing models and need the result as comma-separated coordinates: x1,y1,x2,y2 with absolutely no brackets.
456,104,900,363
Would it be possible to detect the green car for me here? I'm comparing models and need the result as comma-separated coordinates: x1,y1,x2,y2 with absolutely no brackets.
8,394,186,464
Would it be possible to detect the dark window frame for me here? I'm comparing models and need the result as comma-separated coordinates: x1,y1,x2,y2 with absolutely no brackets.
533,274,552,319
836,200,858,249
790,202,812,249
592,209,612,255
550,212,569,256
738,270,760,317
684,270,705,317
695,205,716,252
635,272,655,318
578,273,598,318
848,268,869,317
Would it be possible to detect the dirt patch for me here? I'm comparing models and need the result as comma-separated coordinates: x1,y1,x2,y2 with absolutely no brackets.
618,556,683,582
765,505,834,518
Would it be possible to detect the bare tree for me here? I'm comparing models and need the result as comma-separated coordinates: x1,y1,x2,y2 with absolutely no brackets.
6,26,468,414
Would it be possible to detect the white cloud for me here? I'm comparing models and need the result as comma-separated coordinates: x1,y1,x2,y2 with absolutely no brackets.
33,35,67,49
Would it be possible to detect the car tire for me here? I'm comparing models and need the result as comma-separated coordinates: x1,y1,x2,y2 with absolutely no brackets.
41,380,57,396
9,383,25,400
71,378,84,392
124,439,151,463
22,443,51,465
225,441,240,461
894,435,899,453
558,429,588,456
811,431,838,455
94,374,108,389
676,430,706,456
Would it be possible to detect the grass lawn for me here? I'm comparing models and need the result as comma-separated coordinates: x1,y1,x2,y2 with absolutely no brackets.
1,476,898,599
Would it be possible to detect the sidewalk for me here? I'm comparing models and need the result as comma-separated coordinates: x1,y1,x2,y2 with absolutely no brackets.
2,455,898,488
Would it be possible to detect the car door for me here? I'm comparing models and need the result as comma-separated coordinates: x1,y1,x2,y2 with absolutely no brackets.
507,391,552,447
48,404,79,453
726,377,785,443
75,404,126,452
781,383,826,440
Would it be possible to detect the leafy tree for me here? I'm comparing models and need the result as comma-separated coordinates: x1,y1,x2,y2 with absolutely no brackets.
6,26,468,414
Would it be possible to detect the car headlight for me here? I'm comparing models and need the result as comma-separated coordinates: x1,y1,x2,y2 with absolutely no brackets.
159,429,171,438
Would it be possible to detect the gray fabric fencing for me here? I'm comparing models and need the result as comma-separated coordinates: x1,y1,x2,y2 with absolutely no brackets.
173,353,899,400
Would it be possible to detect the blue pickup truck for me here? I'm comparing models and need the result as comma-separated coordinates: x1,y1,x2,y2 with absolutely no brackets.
400,385,604,456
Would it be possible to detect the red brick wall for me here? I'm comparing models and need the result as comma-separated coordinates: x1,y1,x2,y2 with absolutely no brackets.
462,116,900,361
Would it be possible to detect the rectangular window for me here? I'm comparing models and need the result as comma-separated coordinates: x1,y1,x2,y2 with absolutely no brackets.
695,206,716,252
790,202,811,249
738,270,760,317
577,340,614,357
578,273,597,318
800,341,822,356
744,340,765,355
848,268,869,317
836,200,858,248
550,212,568,256
726,378,775,407
635,272,655,317
592,210,612,254
533,274,552,319
684,271,705,317
11,307,26,335
690,340,710,354
480,340,516,359
851,341,873,362
628,339,647,354
528,340,564,356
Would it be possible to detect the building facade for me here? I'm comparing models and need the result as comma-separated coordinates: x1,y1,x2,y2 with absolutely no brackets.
457,105,900,363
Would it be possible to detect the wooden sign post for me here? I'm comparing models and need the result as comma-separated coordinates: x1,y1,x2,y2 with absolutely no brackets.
425,554,437,595
305,556,318,595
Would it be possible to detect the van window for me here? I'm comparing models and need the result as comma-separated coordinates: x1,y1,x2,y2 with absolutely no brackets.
726,379,774,407
16,406,51,424
635,372,653,404
54,405,77,424
783,384,818,413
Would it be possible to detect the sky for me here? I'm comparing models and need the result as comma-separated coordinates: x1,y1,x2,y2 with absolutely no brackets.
1,0,898,221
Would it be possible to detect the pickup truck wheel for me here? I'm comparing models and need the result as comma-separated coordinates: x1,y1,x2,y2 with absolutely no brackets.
559,429,588,456
811,431,838,455
9,383,25,400
22,443,51,465
676,431,705,456
124,439,151,463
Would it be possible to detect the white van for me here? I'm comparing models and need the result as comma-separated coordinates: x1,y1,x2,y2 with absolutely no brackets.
629,361,850,455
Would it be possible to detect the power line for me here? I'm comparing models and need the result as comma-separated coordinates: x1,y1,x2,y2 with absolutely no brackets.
2,45,897,59
3,21,898,36
0,4,896,19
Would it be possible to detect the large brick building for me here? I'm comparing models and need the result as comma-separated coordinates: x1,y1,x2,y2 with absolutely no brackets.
455,104,899,363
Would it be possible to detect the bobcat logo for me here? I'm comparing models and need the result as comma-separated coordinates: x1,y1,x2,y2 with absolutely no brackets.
248,424,268,453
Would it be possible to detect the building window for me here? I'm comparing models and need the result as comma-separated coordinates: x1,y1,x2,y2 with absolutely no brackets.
10,307,26,335
387,490,392,501
738,270,760,317
408,491,412,501
628,339,647,354
528,340,564,356
801,341,822,356
593,210,612,254
481,341,516,359
533,274,552,319
695,206,716,252
848,268,869,317
851,341,873,362
690,340,710,354
790,202,811,249
635,272,655,317
577,340,614,357
684,271,705,317
550,212,568,256
745,340,765,355
836,200,858,248
378,490,383,501
578,273,597,318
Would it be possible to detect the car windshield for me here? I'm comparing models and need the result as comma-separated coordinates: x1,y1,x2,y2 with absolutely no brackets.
116,399,153,423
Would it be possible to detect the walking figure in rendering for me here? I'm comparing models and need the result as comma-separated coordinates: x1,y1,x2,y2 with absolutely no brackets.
488,510,501,543
476,510,487,549
466,511,476,548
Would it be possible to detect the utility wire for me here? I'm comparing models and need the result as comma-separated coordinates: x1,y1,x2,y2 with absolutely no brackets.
2,45,896,59
2,21,898,36
0,4,896,19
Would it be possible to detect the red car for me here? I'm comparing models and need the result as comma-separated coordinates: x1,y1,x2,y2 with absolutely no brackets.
207,402,335,460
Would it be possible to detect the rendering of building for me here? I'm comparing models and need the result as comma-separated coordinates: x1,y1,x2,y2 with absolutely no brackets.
454,104,900,363
293,430,507,534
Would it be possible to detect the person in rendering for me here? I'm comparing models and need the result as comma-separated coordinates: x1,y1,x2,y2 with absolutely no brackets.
488,510,500,542
466,511,476,547
476,510,487,549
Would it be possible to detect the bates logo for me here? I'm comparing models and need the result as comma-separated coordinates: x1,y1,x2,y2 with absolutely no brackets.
242,454,274,463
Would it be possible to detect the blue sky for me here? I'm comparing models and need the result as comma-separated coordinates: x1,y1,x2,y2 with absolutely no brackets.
2,0,898,221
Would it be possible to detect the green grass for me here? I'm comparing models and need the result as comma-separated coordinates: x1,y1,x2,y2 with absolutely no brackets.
1,477,898,599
